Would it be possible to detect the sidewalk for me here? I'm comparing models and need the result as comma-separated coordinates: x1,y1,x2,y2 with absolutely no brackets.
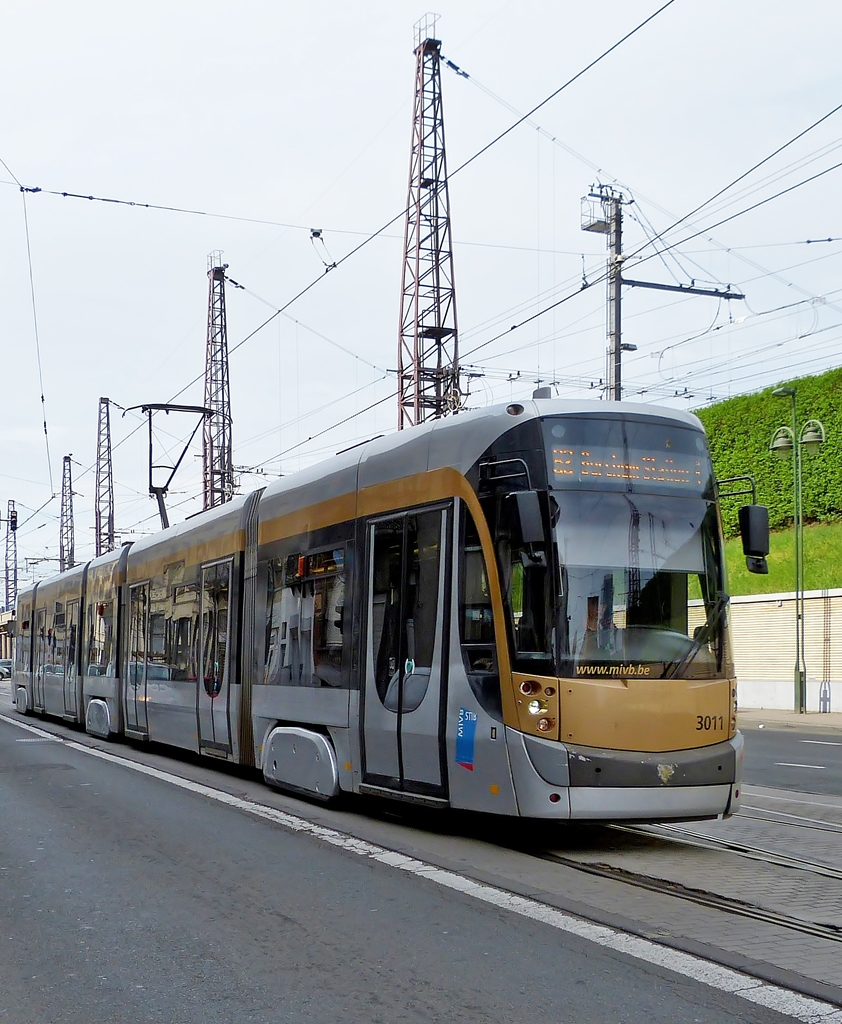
738,706,842,731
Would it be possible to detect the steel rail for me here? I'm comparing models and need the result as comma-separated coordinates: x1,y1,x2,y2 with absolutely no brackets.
539,848,842,945
622,822,842,881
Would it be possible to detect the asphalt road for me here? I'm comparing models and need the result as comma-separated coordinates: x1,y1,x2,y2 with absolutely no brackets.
741,724,842,795
0,714,809,1024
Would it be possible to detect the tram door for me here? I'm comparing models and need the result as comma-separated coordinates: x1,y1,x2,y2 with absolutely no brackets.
362,508,449,798
197,560,232,755
33,608,47,710
63,600,80,718
124,583,149,736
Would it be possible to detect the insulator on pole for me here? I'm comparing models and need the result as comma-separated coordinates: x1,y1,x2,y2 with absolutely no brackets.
203,251,234,508
59,455,75,573
95,397,116,556
397,14,461,430
4,500,17,612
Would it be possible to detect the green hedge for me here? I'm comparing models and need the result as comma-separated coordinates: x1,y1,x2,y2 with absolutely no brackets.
694,367,842,536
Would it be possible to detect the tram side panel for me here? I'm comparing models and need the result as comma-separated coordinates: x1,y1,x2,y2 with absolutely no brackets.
25,568,86,723
12,587,35,715
121,502,250,760
253,515,355,800
444,498,519,816
82,546,130,738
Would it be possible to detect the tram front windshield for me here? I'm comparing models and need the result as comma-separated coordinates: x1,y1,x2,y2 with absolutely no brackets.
543,416,728,680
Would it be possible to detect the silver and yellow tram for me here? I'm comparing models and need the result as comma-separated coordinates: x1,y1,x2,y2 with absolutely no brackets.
11,398,768,820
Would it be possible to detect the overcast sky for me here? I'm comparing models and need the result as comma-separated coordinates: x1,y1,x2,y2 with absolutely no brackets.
2,0,840,578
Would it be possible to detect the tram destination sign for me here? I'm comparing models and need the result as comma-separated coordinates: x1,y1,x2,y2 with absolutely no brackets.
543,418,712,494
550,445,706,490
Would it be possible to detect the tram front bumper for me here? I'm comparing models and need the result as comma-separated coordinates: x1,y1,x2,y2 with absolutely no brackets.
507,728,743,821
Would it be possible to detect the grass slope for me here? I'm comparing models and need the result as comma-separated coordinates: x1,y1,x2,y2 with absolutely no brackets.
725,520,842,595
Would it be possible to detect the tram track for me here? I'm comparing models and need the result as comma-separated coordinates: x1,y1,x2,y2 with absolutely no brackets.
623,821,842,880
739,807,842,836
529,811,842,950
539,845,842,946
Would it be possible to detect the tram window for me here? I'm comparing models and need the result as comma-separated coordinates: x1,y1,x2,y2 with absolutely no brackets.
85,601,115,677
169,581,199,681
51,606,66,676
458,506,502,721
485,494,552,671
16,604,31,673
149,611,167,673
34,609,47,680
170,615,194,680
265,548,347,688
66,600,79,683
128,585,148,685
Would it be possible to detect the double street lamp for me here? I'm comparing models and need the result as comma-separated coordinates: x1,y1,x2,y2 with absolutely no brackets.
769,386,826,713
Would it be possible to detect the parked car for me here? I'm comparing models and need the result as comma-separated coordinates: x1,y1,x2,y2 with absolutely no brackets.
0,659,12,679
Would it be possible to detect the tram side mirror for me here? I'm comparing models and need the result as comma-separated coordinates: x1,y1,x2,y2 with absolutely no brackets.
512,490,545,546
509,490,547,568
738,504,769,575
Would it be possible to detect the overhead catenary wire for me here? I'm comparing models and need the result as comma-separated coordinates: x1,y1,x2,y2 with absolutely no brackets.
441,48,842,302
5,0,682,438
463,154,842,363
36,2,682,535
8,4,842,557
1,156,55,494
631,102,842,254
7,0,686,558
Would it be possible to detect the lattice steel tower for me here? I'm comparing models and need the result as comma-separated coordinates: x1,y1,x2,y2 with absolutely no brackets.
59,455,74,572
4,500,17,612
203,251,234,508
95,397,116,556
397,13,460,430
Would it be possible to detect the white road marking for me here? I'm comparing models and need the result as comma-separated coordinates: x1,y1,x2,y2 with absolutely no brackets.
741,805,842,830
2,712,841,1024
774,763,826,770
15,737,61,743
745,790,842,811
800,740,842,746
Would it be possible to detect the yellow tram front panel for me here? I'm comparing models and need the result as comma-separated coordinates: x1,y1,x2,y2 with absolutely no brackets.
509,671,735,752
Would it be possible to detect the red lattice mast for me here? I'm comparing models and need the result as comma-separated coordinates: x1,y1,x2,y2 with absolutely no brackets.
397,13,460,430
59,455,74,572
95,397,116,555
203,251,234,508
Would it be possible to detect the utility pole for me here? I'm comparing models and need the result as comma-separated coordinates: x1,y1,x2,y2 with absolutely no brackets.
59,455,74,572
203,251,234,509
581,185,744,400
397,13,460,430
95,397,116,556
582,186,628,401
4,501,17,612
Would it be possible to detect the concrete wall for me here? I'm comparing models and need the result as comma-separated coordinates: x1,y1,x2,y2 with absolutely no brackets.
728,589,840,712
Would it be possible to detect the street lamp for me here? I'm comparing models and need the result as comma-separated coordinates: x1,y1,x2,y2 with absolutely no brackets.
769,386,826,713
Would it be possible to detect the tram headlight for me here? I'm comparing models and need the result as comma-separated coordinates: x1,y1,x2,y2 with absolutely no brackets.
537,717,555,732
527,699,547,715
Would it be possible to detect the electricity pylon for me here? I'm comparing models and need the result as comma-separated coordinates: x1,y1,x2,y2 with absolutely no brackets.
95,397,116,556
397,13,460,429
203,251,234,508
59,455,74,572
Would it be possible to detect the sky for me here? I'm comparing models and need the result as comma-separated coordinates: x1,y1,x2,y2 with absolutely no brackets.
1,0,841,583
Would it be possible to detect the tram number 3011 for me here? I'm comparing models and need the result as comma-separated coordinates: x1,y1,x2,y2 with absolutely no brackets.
696,715,725,731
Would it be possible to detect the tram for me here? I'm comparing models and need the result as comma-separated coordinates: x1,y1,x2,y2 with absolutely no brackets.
11,398,769,821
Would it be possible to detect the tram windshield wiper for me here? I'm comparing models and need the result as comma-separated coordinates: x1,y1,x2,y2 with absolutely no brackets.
665,592,729,680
